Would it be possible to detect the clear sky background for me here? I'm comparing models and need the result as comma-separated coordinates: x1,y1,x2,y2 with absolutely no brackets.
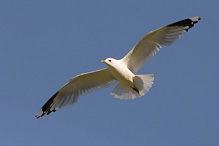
1,0,218,146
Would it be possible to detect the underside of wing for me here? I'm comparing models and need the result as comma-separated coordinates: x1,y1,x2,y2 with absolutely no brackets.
122,16,200,73
36,68,117,118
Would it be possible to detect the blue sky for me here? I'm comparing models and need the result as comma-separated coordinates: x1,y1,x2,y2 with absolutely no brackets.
1,0,219,146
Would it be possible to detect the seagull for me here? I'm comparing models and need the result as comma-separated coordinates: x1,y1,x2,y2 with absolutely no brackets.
36,16,200,118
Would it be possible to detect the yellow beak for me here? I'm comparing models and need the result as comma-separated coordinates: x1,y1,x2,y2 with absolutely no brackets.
101,60,106,63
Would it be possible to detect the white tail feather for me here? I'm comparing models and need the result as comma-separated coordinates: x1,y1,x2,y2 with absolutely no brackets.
110,84,140,99
110,74,154,100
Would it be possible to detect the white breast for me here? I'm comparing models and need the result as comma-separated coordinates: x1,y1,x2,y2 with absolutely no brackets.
107,60,135,86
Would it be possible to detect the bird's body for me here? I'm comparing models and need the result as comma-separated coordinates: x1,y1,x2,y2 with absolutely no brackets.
103,59,135,87
36,16,200,118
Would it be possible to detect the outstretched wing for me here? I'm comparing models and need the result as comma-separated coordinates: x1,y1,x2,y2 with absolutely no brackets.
36,68,116,118
122,16,200,73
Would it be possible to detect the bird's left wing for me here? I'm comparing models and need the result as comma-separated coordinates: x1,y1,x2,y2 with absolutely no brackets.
36,68,116,118
122,16,200,73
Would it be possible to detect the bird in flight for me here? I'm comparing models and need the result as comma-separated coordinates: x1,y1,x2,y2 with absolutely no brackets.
36,16,200,118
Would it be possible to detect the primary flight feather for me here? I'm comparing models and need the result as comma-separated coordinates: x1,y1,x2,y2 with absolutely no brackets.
36,16,200,118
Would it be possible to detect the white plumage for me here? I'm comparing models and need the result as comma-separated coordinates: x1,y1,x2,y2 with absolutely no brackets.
36,16,200,118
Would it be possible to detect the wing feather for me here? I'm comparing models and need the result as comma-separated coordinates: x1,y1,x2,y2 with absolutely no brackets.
122,16,200,73
36,68,116,118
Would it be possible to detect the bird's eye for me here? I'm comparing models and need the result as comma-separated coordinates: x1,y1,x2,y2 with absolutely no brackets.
109,60,111,62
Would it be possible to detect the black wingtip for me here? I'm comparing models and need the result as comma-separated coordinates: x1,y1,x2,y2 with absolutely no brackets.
35,113,45,119
167,16,201,31
35,91,59,119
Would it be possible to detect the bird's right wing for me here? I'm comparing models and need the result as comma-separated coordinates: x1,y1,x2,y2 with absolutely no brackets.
122,16,200,73
36,68,117,118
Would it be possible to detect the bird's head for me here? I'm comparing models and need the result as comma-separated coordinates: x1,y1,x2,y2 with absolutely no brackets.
101,58,117,66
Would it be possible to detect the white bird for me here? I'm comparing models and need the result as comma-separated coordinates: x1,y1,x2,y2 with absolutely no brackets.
36,16,200,118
